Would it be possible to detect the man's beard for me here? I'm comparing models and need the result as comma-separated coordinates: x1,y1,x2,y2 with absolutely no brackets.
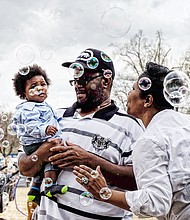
76,87,105,112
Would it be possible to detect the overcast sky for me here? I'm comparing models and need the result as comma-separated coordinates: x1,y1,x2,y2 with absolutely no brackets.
1,0,190,112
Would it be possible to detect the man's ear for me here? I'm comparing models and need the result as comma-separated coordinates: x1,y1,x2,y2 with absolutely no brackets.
144,95,153,107
102,77,109,87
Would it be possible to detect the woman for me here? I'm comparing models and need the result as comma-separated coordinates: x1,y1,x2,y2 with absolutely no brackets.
73,62,190,219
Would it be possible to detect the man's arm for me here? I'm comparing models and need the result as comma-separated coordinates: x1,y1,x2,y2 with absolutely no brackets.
49,142,136,190
18,139,61,177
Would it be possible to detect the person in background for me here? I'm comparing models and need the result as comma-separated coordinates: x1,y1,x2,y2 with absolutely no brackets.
18,48,144,220
12,64,67,206
73,62,190,219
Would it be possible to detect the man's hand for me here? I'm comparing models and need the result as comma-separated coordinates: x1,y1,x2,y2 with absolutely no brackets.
18,138,62,176
49,141,91,169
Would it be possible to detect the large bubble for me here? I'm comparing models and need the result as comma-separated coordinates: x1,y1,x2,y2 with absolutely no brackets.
16,45,35,65
100,7,131,38
79,191,94,206
163,70,190,107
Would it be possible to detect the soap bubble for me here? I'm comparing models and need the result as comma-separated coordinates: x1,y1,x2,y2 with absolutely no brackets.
138,77,152,91
40,49,52,60
16,45,35,65
163,70,190,107
2,140,9,148
31,155,38,162
69,63,84,78
99,187,112,200
90,170,99,178
100,7,131,38
18,66,30,76
1,114,8,121
44,177,53,187
7,124,17,136
79,191,94,206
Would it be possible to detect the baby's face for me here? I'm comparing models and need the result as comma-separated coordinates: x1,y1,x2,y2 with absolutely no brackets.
24,75,48,102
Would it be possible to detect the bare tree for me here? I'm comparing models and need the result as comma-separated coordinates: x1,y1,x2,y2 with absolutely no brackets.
0,111,20,157
110,30,173,110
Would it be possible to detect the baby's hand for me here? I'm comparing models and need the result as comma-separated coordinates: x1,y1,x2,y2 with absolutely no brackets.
46,125,58,136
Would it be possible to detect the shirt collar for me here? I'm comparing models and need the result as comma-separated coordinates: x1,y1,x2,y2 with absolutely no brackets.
63,100,119,121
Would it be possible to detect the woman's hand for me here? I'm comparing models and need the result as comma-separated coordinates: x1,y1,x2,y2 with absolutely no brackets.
73,165,110,200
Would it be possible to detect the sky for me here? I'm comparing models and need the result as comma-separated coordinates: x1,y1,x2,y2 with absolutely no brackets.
1,0,190,112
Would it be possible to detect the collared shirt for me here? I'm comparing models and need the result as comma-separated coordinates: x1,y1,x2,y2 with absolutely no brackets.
38,100,144,220
12,101,61,146
126,109,190,219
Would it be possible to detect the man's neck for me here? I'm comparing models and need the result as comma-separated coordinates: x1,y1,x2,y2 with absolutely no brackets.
79,98,112,117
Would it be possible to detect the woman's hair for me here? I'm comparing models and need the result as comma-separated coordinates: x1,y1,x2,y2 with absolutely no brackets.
138,62,173,110
13,64,51,99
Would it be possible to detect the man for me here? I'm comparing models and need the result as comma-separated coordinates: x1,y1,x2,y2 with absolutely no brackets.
73,62,190,219
18,48,144,220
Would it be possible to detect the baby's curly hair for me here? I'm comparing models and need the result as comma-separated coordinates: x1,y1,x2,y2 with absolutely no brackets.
13,64,51,99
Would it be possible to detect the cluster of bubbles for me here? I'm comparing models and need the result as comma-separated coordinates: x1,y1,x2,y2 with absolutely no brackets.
138,71,190,107
163,70,190,107
29,85,47,97
0,121,26,150
16,45,53,69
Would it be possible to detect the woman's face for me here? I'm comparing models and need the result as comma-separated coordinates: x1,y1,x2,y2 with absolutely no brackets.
127,82,145,119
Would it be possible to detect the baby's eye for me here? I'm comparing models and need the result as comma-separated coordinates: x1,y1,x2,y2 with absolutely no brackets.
30,85,36,89
41,83,47,87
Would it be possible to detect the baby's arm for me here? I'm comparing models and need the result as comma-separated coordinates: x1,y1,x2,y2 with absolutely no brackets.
46,125,58,136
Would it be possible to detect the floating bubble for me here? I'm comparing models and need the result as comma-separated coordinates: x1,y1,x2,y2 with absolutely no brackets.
90,84,97,90
54,8,65,17
100,7,131,38
17,124,27,135
163,70,190,107
28,202,33,207
42,6,54,17
66,37,77,46
74,24,83,32
0,128,4,140
16,45,35,65
30,208,35,213
33,86,43,95
69,63,84,78
2,140,9,148
44,177,53,187
18,66,30,76
31,154,38,162
90,170,99,178
40,49,52,60
87,57,99,69
99,187,112,200
1,114,8,121
138,77,152,91
52,34,63,44
29,89,35,96
7,124,17,136
79,191,94,206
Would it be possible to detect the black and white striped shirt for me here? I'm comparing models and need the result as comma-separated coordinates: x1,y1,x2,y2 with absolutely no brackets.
38,100,144,220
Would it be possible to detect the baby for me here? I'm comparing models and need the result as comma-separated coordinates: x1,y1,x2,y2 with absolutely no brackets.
12,64,67,205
